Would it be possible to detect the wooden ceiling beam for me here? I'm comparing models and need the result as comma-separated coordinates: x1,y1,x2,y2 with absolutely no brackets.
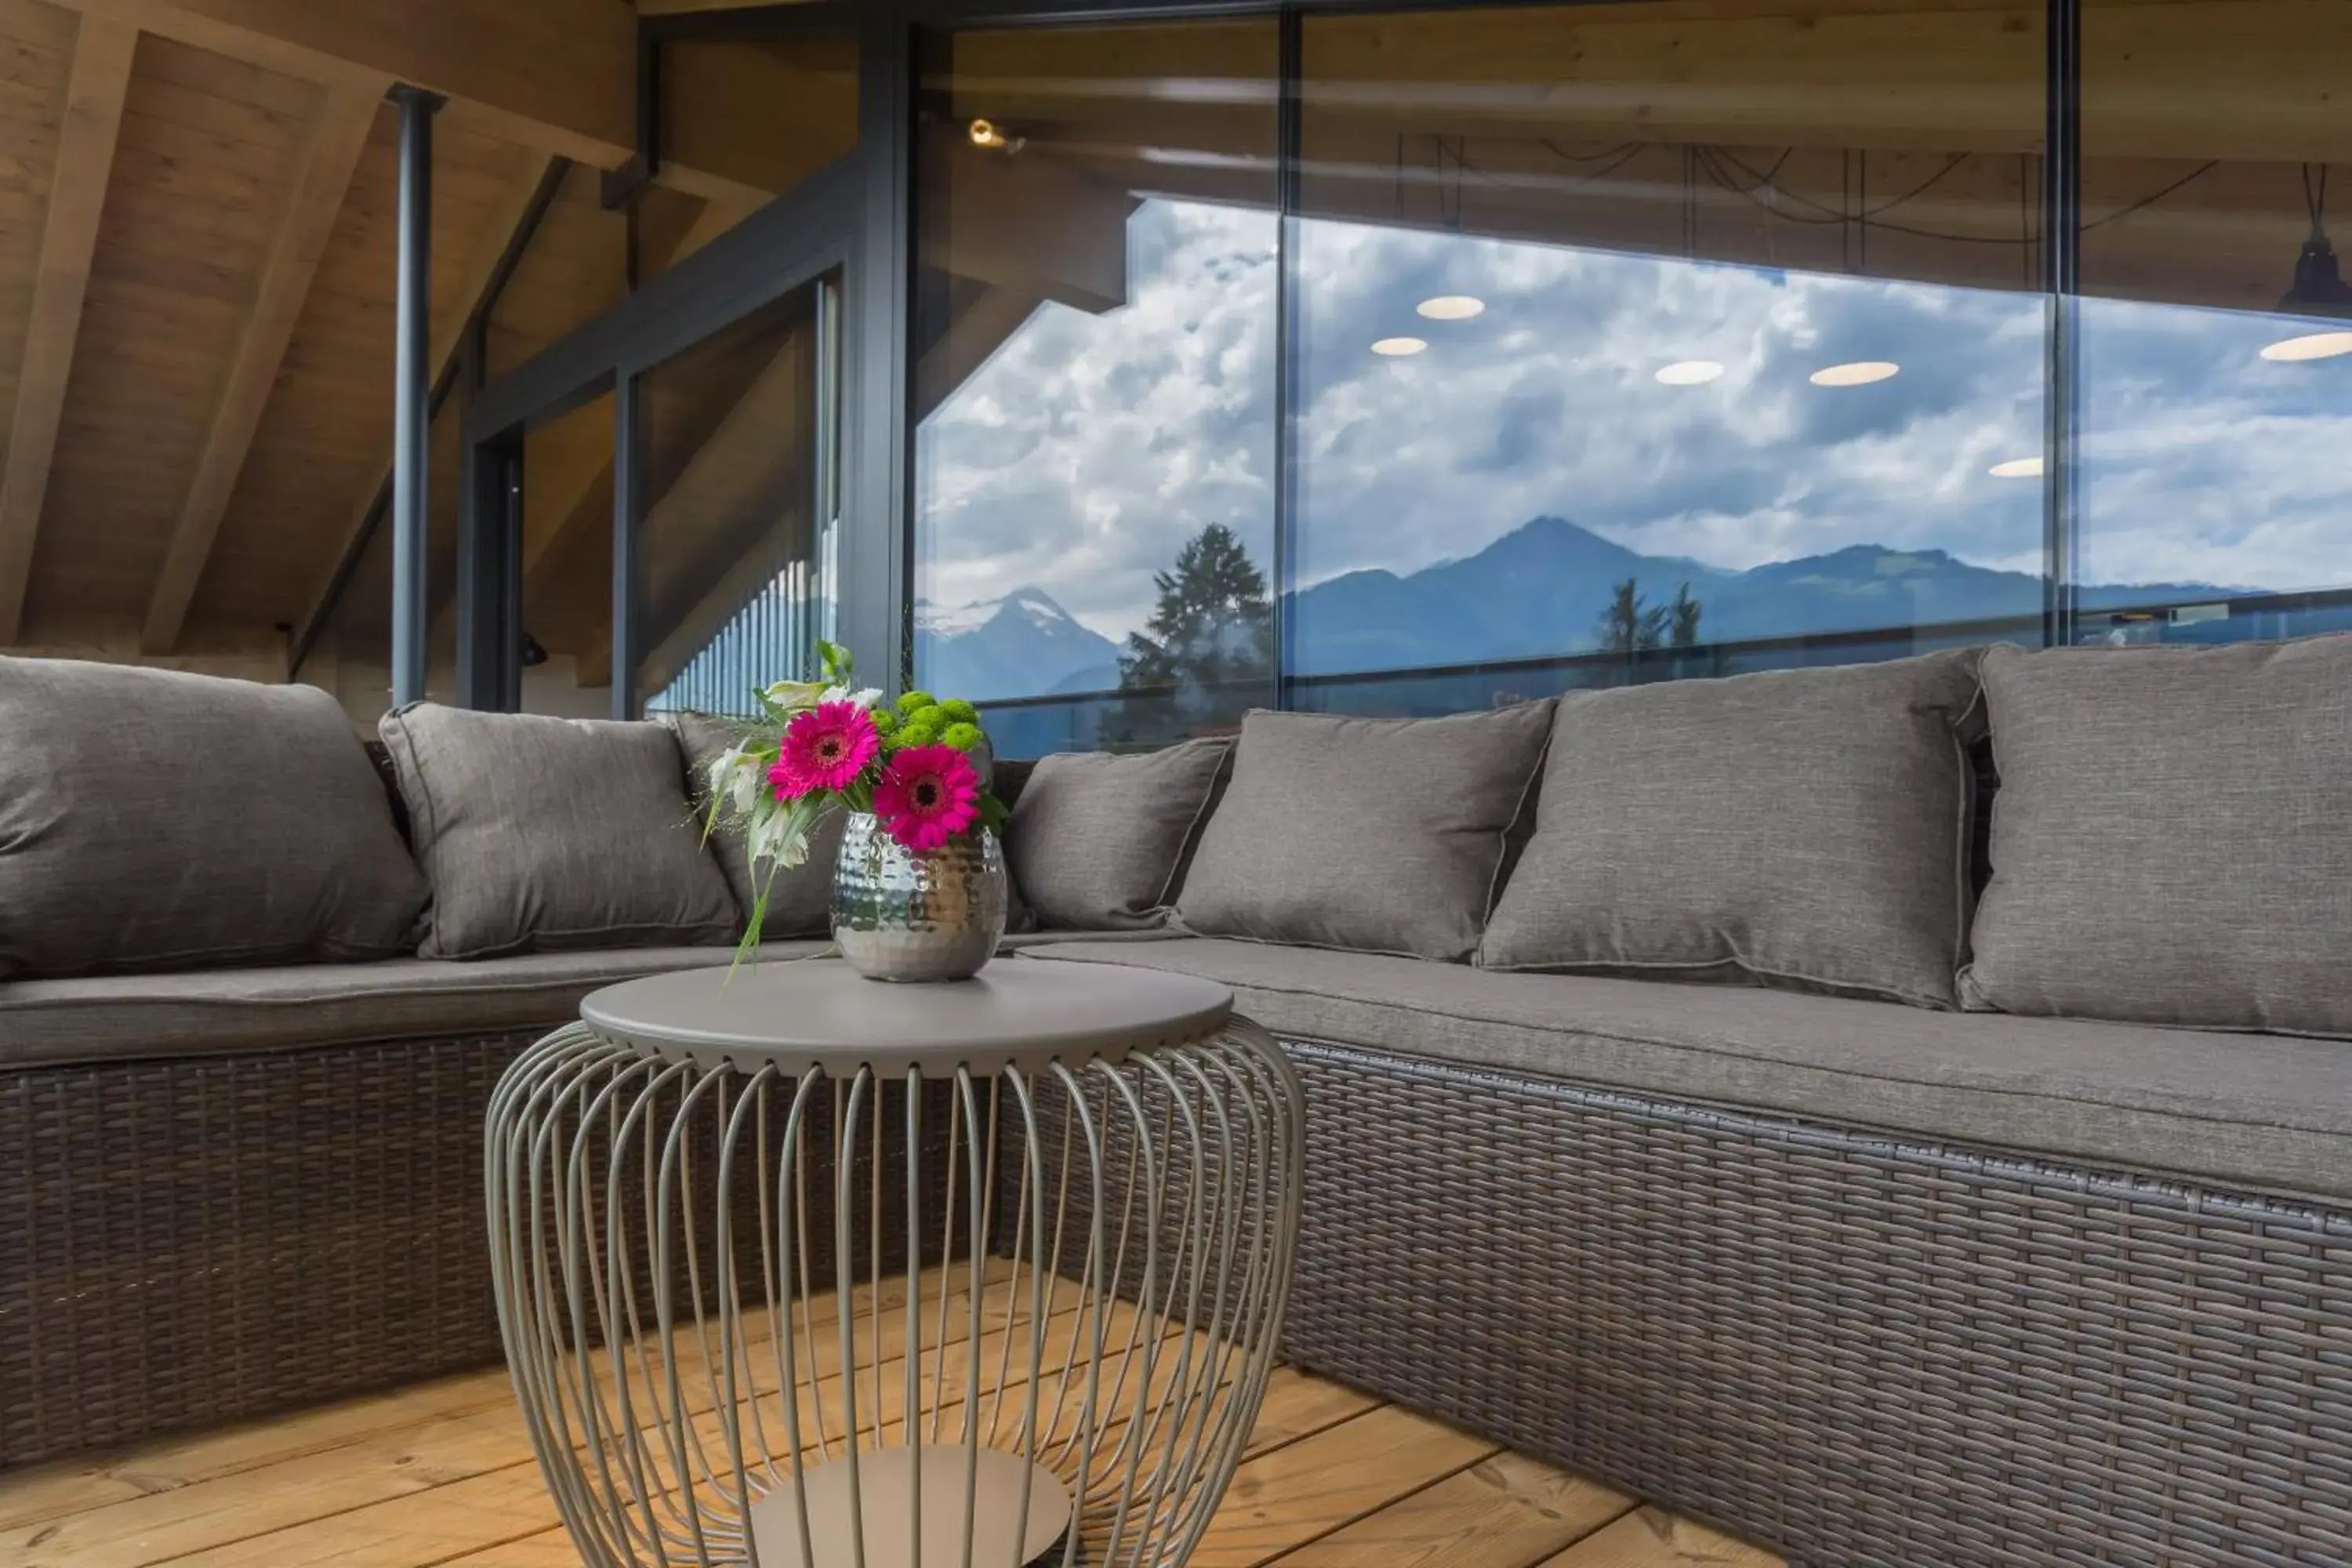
142,84,383,654
48,0,822,210
0,16,136,648
298,151,561,655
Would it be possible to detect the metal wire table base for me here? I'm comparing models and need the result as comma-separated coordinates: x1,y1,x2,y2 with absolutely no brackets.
486,1016,1303,1568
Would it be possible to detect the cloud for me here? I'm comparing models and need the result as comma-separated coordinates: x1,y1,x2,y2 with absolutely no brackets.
916,195,2352,644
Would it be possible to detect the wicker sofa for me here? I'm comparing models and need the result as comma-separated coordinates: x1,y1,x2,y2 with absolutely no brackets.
3,647,2349,1568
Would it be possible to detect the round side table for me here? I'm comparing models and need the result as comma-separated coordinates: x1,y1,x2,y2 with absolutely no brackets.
485,958,1304,1568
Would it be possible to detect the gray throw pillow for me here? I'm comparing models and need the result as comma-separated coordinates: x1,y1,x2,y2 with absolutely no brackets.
1177,705,1554,960
382,704,739,958
668,711,842,939
1006,739,1231,930
0,657,428,978
1480,649,1987,1008
1961,636,2352,1036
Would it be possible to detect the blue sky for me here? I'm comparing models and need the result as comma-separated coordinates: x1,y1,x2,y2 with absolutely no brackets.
914,197,2352,642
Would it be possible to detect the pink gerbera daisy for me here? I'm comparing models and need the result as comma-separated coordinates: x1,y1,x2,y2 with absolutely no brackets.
873,744,982,852
770,701,880,800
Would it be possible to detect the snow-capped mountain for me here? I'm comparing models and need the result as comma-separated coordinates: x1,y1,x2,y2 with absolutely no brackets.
913,586,1123,702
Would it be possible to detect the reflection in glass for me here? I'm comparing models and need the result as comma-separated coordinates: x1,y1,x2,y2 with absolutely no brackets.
2078,0,2352,646
910,20,1280,756
1289,1,2049,713
634,287,832,716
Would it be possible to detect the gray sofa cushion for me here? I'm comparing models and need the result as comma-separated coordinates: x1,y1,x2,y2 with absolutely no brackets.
1017,938,2352,1202
381,705,740,958
1962,637,2352,1036
0,942,831,1067
668,711,841,938
1482,650,1987,1008
1007,740,1231,929
1176,704,1554,960
0,657,428,978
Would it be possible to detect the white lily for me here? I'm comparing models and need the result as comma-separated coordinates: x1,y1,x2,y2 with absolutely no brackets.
822,683,883,710
709,746,764,816
764,678,829,713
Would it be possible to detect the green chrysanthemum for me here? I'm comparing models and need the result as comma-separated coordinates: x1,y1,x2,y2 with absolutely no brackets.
895,690,937,716
869,707,898,737
940,721,983,753
895,720,940,751
935,698,978,726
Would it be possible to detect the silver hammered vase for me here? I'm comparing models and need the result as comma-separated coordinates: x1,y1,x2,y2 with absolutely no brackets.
830,811,1008,982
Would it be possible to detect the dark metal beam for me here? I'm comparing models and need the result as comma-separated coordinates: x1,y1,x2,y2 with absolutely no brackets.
389,85,437,706
842,7,915,691
2042,0,2082,652
611,376,642,717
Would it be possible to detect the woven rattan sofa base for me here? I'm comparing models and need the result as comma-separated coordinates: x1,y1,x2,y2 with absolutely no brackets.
0,1029,542,1469
1277,1037,2352,1568
0,1027,960,1471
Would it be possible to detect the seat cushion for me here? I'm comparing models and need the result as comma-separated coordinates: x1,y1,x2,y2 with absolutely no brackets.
1017,938,2352,1201
1006,739,1231,929
1481,649,1986,1008
383,704,742,958
1176,703,1553,960
0,657,429,979
1962,636,2352,1036
0,942,831,1067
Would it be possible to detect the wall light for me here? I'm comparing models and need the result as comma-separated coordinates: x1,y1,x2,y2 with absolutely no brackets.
1809,361,1900,387
1416,296,1486,321
1371,336,1428,357
967,118,1023,152
1655,360,1726,386
1987,456,2045,478
2259,330,2352,362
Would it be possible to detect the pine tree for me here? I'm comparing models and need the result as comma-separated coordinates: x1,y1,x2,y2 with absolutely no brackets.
1594,577,1672,653
1668,582,1703,649
1116,523,1274,741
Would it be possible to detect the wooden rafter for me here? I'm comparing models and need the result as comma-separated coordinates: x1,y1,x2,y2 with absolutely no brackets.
296,151,561,652
45,0,833,209
0,16,137,647
140,82,383,654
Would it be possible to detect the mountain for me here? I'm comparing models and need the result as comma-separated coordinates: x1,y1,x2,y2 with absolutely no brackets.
1286,517,2245,674
915,586,1123,701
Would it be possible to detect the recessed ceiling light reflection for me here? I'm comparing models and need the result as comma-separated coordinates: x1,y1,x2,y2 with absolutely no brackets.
2259,330,2352,362
1809,360,1900,387
1370,336,1428,357
1416,295,1486,321
1654,360,1726,386
1987,456,2045,478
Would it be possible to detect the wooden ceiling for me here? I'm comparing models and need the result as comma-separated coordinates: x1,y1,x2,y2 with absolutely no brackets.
0,0,831,679
0,0,2339,681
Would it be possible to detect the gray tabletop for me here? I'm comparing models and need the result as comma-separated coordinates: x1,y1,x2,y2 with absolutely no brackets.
579,956,1236,1073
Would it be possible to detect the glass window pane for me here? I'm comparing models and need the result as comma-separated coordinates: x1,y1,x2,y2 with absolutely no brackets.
517,390,616,715
2078,0,2352,646
1292,1,2048,714
911,19,1280,757
639,31,858,283
634,287,830,715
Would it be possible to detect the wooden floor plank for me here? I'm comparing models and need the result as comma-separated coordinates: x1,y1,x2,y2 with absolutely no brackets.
0,1266,1783,1568
1186,1403,1501,1567
1537,1506,1784,1567
0,1260,1015,1534
1272,1451,1636,1567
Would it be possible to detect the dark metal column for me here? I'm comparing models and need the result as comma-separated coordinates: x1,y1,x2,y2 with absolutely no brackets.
390,85,438,706
2042,0,2082,650
611,375,641,719
844,8,913,692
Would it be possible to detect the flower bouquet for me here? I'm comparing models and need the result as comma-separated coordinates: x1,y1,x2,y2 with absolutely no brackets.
701,641,1011,978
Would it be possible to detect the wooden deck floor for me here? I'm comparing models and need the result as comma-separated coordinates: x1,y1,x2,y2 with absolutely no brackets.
1,1272,1784,1568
